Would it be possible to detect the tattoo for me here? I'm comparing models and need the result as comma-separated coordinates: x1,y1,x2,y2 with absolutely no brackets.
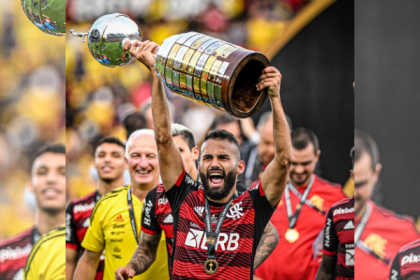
315,254,337,280
254,222,279,270
128,231,161,275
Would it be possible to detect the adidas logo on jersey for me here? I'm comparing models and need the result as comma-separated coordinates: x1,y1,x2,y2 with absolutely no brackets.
185,229,240,251
343,220,354,230
114,215,124,222
401,253,420,267
194,207,204,217
164,214,173,224
83,218,90,228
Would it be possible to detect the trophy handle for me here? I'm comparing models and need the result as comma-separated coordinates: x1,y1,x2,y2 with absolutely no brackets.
121,38,143,51
70,29,88,42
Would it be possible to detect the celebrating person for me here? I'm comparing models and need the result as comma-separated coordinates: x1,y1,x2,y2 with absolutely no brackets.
73,130,169,280
0,144,66,279
116,124,279,279
66,137,127,279
255,128,346,280
122,40,291,279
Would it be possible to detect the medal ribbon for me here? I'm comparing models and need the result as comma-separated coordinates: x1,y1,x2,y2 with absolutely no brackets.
127,186,139,244
354,203,390,264
287,182,326,215
204,195,235,260
285,176,314,229
354,202,371,244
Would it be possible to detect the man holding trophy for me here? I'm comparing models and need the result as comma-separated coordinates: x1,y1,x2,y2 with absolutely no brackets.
113,38,291,279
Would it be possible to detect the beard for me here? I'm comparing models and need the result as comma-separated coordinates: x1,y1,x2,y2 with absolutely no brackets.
290,171,310,186
200,167,237,201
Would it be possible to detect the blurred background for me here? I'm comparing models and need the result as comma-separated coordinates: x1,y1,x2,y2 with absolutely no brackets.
66,0,353,201
0,0,354,239
0,1,65,238
356,0,420,227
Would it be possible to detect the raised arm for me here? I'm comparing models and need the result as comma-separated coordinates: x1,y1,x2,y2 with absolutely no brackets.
253,221,279,270
115,231,161,280
129,41,184,192
258,67,292,206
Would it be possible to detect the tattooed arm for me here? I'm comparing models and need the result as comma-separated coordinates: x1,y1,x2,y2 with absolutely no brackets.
115,231,161,280
315,254,337,280
254,222,279,270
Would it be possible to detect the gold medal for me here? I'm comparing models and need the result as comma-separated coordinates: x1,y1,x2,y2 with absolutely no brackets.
204,259,218,274
285,228,299,243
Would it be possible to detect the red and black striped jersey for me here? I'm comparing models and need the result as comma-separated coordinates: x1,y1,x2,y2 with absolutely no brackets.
389,239,420,280
0,226,39,280
323,196,354,280
166,170,275,280
66,190,104,279
141,184,174,270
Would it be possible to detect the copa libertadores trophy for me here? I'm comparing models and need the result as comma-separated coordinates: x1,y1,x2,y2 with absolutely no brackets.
20,0,65,36
71,13,270,118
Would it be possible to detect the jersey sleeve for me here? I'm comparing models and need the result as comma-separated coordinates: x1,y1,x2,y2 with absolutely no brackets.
249,184,276,241
166,170,198,214
65,202,80,250
389,252,402,280
141,188,162,235
81,202,105,253
322,208,339,255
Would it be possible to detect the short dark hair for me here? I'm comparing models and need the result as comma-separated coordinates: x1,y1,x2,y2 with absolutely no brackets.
94,137,125,155
291,127,320,153
123,112,146,139
211,114,238,129
355,129,380,170
32,143,65,168
203,129,240,160
171,124,195,151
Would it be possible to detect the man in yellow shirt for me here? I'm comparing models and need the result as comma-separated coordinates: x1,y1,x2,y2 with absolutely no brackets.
74,129,169,280
24,225,66,280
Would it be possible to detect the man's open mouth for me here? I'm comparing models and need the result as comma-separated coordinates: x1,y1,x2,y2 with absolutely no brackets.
208,170,225,188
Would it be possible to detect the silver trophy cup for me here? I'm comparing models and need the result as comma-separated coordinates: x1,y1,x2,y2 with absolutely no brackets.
21,0,66,36
70,13,142,68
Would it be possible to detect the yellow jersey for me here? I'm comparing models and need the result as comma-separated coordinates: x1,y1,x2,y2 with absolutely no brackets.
24,225,65,280
82,186,169,280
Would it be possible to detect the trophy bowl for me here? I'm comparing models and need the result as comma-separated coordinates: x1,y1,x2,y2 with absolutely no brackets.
70,13,142,68
156,33,270,118
20,0,65,36
72,14,269,118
